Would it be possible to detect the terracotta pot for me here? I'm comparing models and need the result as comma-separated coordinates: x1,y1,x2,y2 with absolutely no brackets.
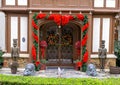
76,62,82,67
74,62,82,70
40,64,46,70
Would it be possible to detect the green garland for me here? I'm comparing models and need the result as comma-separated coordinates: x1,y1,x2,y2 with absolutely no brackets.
32,13,89,71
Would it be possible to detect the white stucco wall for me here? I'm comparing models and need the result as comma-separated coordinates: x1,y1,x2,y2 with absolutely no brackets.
0,12,5,50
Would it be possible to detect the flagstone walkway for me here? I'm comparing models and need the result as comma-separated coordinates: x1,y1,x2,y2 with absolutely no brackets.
0,68,120,78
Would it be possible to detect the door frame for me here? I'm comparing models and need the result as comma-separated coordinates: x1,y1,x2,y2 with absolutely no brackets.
38,20,82,66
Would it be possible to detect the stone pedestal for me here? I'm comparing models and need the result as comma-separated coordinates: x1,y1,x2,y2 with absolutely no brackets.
90,54,117,69
2,53,29,68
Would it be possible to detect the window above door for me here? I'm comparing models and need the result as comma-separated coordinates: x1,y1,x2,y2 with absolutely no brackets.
94,0,117,8
3,0,28,7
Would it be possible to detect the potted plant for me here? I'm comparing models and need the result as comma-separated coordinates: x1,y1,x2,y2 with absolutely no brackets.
74,60,82,70
114,40,120,66
40,59,47,70
0,49,5,69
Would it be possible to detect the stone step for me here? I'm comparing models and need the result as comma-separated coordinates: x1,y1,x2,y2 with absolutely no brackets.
47,66,74,69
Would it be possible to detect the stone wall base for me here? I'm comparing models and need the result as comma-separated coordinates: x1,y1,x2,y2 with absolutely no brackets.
2,53,117,69
3,57,29,68
90,54,117,69
2,53,29,68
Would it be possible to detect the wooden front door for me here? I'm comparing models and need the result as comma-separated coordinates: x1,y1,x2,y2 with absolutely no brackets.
40,22,81,66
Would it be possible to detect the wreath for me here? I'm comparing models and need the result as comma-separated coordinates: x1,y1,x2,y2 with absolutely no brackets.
32,13,89,71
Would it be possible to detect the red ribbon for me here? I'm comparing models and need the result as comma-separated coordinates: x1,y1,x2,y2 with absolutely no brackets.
40,47,45,59
83,51,88,63
40,41,47,59
81,34,88,46
82,23,89,32
32,20,38,30
32,32,38,43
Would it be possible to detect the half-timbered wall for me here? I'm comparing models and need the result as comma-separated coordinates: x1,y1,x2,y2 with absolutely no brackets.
7,14,28,53
0,12,5,50
29,0,92,8
94,0,117,8
0,0,118,68
92,15,114,54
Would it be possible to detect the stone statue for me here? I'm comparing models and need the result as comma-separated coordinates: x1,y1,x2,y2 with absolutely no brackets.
23,63,35,76
11,39,19,61
98,40,107,72
86,64,97,76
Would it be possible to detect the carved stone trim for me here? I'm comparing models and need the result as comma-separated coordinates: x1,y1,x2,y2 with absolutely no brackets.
90,54,117,58
2,53,29,58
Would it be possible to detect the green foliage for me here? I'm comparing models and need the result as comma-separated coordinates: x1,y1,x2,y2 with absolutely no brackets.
32,28,38,35
0,50,4,68
40,59,47,64
32,13,38,21
114,40,120,66
82,63,87,72
1,74,120,85
82,46,86,56
83,15,88,25
114,40,120,59
82,30,88,38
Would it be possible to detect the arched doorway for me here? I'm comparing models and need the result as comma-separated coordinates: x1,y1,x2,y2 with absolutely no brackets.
39,21,81,66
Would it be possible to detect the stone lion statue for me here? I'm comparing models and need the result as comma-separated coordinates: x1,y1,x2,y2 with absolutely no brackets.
86,64,97,76
23,63,35,76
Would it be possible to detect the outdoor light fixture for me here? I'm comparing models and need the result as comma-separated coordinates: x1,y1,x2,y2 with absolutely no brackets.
59,11,62,14
39,11,42,13
115,13,120,30
115,14,119,19
79,11,82,14
89,11,92,15
29,10,32,14
115,13,120,21
49,11,52,14
69,11,72,14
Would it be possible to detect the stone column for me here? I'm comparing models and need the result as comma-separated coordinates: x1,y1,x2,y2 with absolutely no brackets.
87,12,93,63
28,10,33,62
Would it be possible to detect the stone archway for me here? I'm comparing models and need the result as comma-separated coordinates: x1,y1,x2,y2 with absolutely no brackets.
39,21,81,66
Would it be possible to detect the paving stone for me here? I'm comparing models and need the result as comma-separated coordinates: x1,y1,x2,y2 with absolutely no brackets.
0,68,120,78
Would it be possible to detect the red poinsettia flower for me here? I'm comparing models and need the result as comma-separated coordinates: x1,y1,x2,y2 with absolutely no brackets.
35,61,40,66
32,32,39,43
77,14,84,21
76,62,82,67
32,45,36,60
32,20,38,30
36,13,46,19
83,51,89,63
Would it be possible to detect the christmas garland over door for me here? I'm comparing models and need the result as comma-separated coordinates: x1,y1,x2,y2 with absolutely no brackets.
32,13,89,71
